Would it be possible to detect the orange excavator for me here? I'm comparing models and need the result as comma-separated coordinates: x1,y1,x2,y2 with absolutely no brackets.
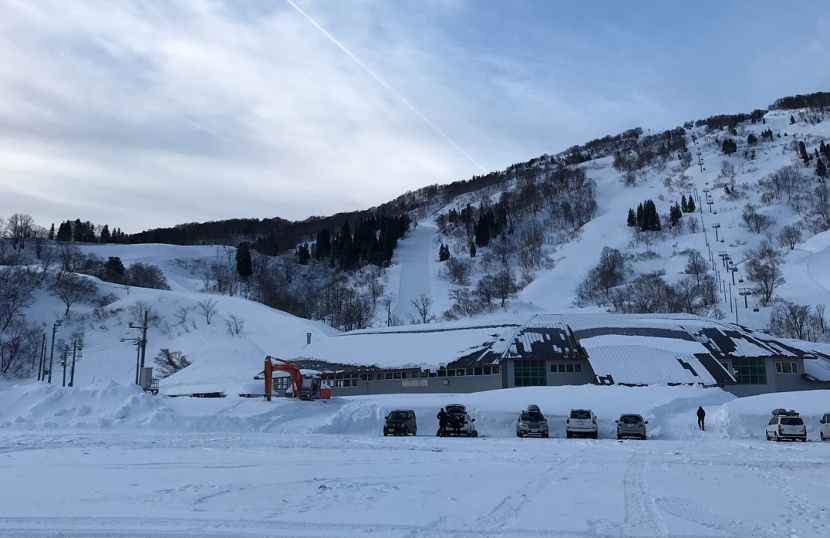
262,356,330,401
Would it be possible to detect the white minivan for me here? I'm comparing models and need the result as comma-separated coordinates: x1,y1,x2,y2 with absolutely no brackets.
820,413,830,441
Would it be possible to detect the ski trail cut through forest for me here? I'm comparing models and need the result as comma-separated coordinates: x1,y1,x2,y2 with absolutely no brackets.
392,224,435,323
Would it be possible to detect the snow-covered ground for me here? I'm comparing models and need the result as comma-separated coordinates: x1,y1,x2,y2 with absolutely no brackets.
2,382,829,537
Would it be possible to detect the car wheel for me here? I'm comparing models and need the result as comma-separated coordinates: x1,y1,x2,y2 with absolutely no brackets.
617,434,622,440
566,431,572,439
641,435,647,441
383,430,388,437
765,432,770,441
801,437,807,443
542,432,549,438
517,431,523,438
593,432,598,440
774,432,780,442
471,430,478,438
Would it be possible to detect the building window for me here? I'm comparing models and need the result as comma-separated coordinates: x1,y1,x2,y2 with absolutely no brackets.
514,360,547,387
483,367,491,375
732,358,767,384
552,363,582,373
775,361,798,374
474,367,483,376
456,369,465,376
492,366,499,375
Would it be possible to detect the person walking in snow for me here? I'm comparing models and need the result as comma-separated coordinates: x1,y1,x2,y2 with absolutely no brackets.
437,407,448,436
697,406,706,431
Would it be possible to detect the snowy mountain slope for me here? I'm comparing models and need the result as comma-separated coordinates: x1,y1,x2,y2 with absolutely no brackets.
5,106,830,397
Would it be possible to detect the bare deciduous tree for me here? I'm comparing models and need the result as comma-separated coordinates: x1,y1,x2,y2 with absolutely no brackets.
154,348,191,378
445,288,481,319
777,224,803,250
769,301,811,340
198,298,218,325
445,257,471,285
6,213,34,250
49,273,99,316
225,314,245,336
410,294,435,324
685,249,708,285
0,266,40,331
744,240,784,306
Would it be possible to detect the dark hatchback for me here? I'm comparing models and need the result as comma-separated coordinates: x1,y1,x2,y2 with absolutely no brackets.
384,409,417,436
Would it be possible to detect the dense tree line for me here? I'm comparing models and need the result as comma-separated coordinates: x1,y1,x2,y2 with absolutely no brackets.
54,219,127,243
770,92,830,111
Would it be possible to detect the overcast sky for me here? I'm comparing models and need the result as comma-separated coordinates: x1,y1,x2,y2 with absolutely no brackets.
2,1,829,234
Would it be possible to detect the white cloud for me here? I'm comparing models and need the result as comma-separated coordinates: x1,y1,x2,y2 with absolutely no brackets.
1,1,829,233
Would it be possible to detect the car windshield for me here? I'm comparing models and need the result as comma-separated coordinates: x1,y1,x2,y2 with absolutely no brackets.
521,412,545,421
571,410,591,419
389,412,409,420
620,416,642,424
781,417,804,426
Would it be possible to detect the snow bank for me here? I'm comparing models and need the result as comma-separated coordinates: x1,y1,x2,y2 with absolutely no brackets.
3,381,828,440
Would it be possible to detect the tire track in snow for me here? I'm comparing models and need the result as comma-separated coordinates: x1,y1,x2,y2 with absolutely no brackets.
464,456,576,535
621,451,667,537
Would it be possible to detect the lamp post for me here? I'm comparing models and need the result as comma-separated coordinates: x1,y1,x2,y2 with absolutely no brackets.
47,320,62,384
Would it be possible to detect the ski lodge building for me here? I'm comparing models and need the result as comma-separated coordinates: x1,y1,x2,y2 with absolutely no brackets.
288,313,830,398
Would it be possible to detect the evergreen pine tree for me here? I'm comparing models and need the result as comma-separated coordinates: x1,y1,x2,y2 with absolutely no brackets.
48,223,55,240
681,195,688,213
799,141,810,165
56,221,71,242
687,195,696,213
99,225,111,243
627,208,637,227
818,159,828,180
236,243,253,277
296,243,310,266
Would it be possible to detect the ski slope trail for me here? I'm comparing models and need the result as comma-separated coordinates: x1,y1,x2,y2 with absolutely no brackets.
392,224,436,322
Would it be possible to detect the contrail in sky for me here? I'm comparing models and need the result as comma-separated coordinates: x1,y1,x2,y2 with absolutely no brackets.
283,0,488,174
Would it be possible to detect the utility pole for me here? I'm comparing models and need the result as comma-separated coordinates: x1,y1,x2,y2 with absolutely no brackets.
61,344,69,387
130,311,149,385
37,333,46,381
47,320,62,384
69,341,81,387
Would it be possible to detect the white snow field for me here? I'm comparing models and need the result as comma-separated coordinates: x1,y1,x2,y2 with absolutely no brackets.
2,382,829,537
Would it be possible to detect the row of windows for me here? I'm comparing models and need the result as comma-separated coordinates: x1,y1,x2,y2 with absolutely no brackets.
775,361,799,374
323,366,503,385
437,366,500,377
551,363,583,373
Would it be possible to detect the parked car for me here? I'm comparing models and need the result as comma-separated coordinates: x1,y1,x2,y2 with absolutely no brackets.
516,404,549,438
383,409,417,436
440,404,478,437
616,414,648,440
765,409,807,442
566,409,597,439
820,412,830,441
